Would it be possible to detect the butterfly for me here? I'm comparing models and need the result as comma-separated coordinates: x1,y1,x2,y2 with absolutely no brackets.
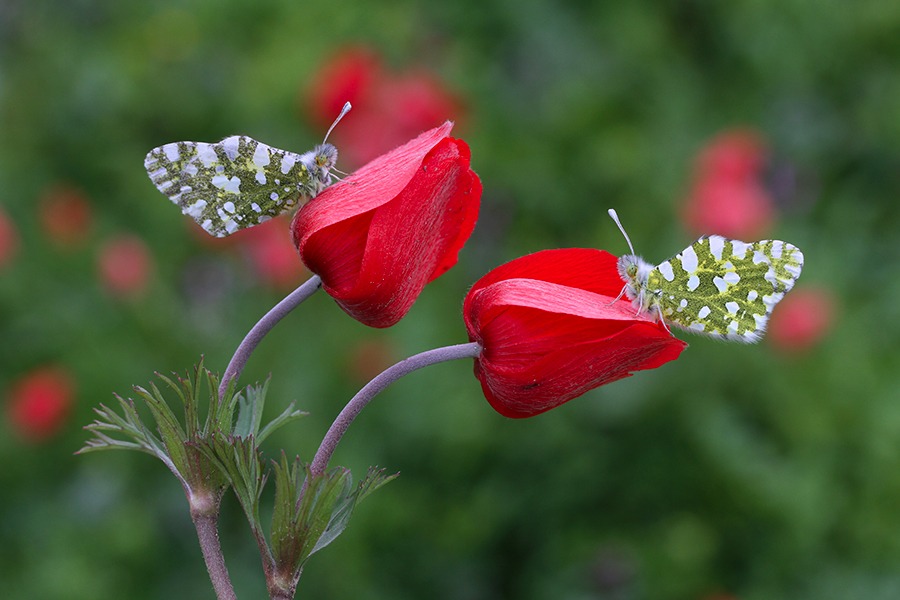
608,209,804,342
144,102,350,237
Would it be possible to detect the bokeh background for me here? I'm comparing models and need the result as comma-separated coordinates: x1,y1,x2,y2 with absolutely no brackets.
0,1,895,598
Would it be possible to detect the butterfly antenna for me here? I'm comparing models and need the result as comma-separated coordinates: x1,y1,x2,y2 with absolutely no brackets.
323,102,351,144
608,209,636,255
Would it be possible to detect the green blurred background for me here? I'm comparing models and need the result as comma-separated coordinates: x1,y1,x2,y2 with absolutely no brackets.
1,0,897,598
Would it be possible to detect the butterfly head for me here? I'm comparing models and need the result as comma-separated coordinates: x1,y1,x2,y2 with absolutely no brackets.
312,143,339,184
608,209,659,313
617,254,655,308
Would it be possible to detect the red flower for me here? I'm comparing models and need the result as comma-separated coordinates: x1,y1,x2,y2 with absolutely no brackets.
38,184,93,248
767,286,835,353
292,122,481,328
463,249,688,418
681,129,775,240
0,205,18,269
6,366,75,442
97,234,154,298
306,47,381,129
305,47,464,168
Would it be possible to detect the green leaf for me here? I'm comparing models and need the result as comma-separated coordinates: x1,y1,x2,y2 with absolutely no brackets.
233,378,269,440
257,401,307,445
268,461,398,579
307,467,398,559
136,382,192,487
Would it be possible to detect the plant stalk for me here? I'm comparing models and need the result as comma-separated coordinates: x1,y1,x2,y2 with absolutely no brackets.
219,275,323,398
309,342,482,476
192,509,238,600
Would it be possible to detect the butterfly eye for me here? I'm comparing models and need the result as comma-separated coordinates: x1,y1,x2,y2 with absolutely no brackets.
627,264,638,278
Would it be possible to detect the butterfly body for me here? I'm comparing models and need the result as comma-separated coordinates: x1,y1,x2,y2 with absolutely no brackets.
144,136,338,237
616,235,804,342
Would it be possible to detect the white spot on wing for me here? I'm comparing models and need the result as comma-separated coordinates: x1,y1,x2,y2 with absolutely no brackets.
708,236,725,260
253,143,271,168
680,246,699,273
255,171,266,184
281,153,297,174
698,306,711,319
725,301,739,314
724,271,740,284
713,276,728,293
163,143,180,161
221,136,241,160
198,144,217,167
730,241,750,259
658,261,675,281
211,174,241,194
185,200,206,218
687,274,700,291
770,240,784,258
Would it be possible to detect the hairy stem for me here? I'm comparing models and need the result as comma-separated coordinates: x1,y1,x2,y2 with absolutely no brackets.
309,342,482,476
192,509,237,600
219,275,323,398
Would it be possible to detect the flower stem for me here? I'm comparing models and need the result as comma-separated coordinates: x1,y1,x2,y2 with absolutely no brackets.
219,275,323,398
191,510,237,600
309,342,482,476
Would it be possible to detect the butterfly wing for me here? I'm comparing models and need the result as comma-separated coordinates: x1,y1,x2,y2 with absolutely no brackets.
145,136,317,237
649,236,804,342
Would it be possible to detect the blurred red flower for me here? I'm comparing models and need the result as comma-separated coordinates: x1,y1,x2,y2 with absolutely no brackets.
348,338,399,384
97,234,154,298
38,185,93,248
682,129,775,240
767,286,835,353
0,205,18,269
305,47,464,168
292,122,481,328
234,217,308,290
6,366,75,442
463,248,688,418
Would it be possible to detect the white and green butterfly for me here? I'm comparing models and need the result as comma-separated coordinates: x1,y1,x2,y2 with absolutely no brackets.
608,209,804,342
144,103,350,237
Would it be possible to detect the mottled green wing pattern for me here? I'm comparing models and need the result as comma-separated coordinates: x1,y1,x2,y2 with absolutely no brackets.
144,136,325,237
647,236,804,342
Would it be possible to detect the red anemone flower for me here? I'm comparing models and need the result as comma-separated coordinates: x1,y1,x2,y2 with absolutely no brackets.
767,286,835,353
305,47,464,168
292,122,481,328
463,249,688,418
97,234,154,298
6,366,76,442
0,206,18,269
681,128,775,240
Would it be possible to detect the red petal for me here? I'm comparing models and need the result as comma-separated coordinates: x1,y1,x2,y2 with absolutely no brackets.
464,248,626,335
478,324,686,418
294,123,481,327
294,122,454,252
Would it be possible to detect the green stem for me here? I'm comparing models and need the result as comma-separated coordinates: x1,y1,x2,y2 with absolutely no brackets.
219,275,322,398
309,342,482,476
191,508,237,600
